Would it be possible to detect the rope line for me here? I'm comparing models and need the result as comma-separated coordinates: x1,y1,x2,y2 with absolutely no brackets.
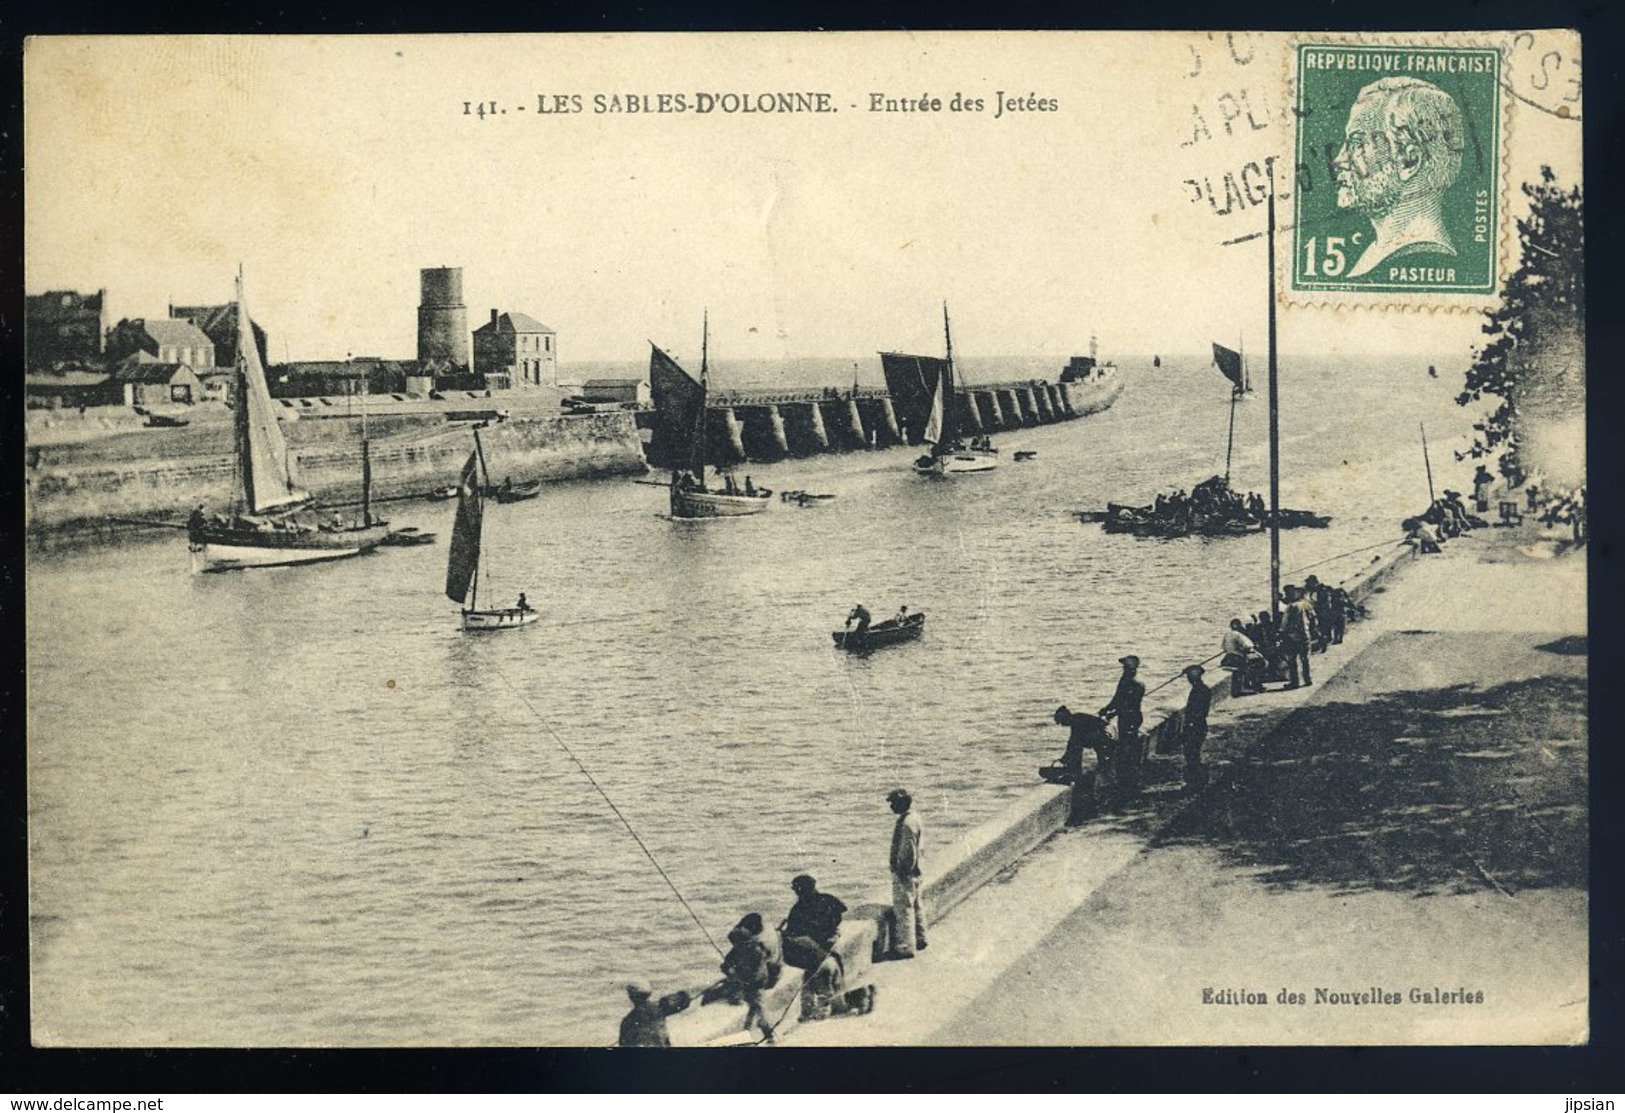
489,666,726,960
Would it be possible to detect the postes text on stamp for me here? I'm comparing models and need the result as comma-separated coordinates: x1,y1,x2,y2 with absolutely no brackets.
1292,43,1501,297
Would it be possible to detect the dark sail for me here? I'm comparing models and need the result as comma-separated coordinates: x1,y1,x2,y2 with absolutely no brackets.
1212,343,1244,390
650,343,706,475
880,352,950,446
444,450,483,605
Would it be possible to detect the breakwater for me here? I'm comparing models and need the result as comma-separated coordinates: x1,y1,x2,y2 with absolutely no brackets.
644,374,1123,468
664,538,1418,1046
25,410,648,534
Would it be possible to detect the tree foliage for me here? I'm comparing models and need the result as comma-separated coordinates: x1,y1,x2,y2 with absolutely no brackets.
1456,167,1584,482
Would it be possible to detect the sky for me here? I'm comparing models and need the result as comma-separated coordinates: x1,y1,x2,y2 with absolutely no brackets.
25,32,1582,364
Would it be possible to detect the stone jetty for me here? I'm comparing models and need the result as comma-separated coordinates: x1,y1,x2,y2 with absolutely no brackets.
644,374,1123,469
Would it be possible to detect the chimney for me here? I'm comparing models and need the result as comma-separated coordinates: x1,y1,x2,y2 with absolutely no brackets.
491,308,500,326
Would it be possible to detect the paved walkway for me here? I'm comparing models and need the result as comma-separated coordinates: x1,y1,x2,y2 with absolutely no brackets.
781,525,1587,1045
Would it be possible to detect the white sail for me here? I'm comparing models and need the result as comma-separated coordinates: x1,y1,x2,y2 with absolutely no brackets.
921,376,945,446
235,271,310,514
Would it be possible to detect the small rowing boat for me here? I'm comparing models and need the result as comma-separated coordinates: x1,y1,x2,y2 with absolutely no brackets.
491,479,543,504
380,527,437,546
832,612,925,651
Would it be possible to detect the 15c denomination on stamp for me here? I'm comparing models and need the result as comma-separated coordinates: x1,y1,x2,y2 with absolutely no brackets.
1292,43,1502,298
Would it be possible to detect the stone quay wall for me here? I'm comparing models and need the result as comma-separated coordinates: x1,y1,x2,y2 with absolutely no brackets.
25,411,648,533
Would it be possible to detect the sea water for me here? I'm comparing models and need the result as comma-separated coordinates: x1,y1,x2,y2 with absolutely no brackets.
27,353,1477,1044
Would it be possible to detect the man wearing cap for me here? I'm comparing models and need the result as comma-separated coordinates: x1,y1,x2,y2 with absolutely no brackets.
1053,706,1113,823
887,788,927,959
781,874,848,1021
1180,664,1213,791
618,979,689,1047
1098,655,1146,803
1280,585,1316,689
1221,618,1264,696
1305,575,1333,653
845,603,872,643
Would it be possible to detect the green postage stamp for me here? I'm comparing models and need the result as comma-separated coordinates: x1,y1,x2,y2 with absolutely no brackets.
1292,43,1502,297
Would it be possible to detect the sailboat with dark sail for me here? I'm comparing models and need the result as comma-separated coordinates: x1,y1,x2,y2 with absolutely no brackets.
650,315,773,519
445,429,538,631
188,269,390,571
889,305,996,476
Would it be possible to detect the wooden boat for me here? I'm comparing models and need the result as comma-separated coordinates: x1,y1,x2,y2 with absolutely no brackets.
380,527,437,546
428,485,459,500
1270,509,1332,529
652,315,773,520
886,306,998,477
446,431,539,631
1014,450,1038,461
143,410,191,428
491,479,543,504
189,269,389,571
832,612,925,651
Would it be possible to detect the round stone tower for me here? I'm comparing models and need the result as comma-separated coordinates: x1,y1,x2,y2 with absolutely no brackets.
417,266,469,366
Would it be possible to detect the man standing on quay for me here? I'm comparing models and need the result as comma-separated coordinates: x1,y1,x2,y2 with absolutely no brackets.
887,788,927,959
1180,664,1213,791
1099,655,1146,803
1280,586,1316,689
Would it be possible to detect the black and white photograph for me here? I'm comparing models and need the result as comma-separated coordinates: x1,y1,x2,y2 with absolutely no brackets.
22,30,1587,1050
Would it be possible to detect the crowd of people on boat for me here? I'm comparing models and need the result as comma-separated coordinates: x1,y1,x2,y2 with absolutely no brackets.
620,788,924,1046
1108,475,1268,535
187,503,326,537
1157,476,1266,523
672,470,763,497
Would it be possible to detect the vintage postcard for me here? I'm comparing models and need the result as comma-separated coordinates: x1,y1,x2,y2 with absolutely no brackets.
24,31,1585,1048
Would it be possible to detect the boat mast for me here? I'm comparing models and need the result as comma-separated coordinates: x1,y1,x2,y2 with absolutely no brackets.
472,427,491,612
1266,159,1281,620
692,311,710,483
941,302,956,453
1420,422,1437,504
359,372,373,527
1224,381,1238,485
232,267,249,517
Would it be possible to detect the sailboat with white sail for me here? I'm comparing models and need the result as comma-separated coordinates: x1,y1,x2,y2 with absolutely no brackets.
651,314,773,519
187,268,390,571
910,305,997,475
445,429,538,631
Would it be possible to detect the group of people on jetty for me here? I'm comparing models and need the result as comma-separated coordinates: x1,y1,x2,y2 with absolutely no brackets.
1402,485,1488,553
620,788,925,1046
1050,567,1366,817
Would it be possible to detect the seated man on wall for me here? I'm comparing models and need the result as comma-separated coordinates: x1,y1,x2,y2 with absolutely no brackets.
780,874,848,1021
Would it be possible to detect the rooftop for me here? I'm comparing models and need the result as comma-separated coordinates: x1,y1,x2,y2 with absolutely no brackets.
474,310,555,335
